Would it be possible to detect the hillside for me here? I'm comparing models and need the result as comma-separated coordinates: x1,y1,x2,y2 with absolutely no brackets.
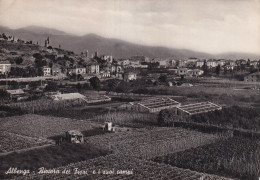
0,25,260,59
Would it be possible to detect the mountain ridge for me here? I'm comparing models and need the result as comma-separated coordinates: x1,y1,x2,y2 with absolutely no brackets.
0,25,259,60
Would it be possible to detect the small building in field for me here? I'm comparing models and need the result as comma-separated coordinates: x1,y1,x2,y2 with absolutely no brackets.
177,68,188,76
66,130,84,144
7,89,28,101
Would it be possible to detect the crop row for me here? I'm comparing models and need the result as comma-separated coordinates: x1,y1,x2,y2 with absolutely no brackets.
16,154,232,180
0,114,98,138
153,137,260,179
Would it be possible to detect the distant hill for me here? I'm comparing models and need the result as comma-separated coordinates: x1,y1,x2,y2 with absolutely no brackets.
0,25,259,60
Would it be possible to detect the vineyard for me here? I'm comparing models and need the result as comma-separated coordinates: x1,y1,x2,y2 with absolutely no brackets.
86,127,230,159
14,154,232,180
0,114,99,138
153,137,260,179
0,131,51,153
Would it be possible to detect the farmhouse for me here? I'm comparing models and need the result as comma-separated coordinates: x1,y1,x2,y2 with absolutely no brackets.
177,68,188,76
7,89,28,101
136,97,181,113
66,130,84,144
177,101,222,116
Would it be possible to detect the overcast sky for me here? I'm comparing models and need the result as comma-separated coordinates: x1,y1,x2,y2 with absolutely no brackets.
0,0,259,54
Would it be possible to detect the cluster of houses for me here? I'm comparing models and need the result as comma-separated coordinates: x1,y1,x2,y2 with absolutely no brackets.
1,34,260,82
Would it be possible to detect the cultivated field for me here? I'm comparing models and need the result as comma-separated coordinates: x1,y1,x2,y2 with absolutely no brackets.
0,114,100,138
0,131,51,153
153,137,260,179
86,127,230,159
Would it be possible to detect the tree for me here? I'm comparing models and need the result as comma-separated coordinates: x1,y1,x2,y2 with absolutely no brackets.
89,76,100,90
158,75,168,83
33,53,43,61
0,90,8,104
76,83,82,92
158,109,174,126
1,33,8,40
15,57,23,64
202,60,209,75
215,64,220,76
44,82,58,92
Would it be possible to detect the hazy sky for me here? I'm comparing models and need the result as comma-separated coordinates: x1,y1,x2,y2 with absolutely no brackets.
0,0,259,54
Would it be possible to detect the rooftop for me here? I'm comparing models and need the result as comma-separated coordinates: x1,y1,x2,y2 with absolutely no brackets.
51,93,85,101
7,89,25,95
177,101,222,115
67,130,83,136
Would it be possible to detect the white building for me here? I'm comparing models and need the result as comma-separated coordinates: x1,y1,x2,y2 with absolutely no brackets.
206,60,217,68
68,67,86,75
43,66,52,76
196,61,204,67
177,60,187,67
177,68,188,76
124,72,137,82
189,69,204,77
0,61,11,75
86,63,99,74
